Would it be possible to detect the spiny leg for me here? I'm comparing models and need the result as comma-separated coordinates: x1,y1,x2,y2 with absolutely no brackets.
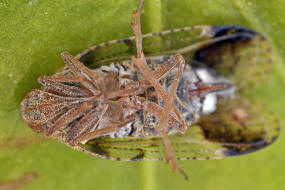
146,55,188,132
131,0,188,179
153,58,188,178
61,52,101,96
39,76,82,83
131,2,187,130
74,125,124,145
38,76,93,97
113,55,188,131
118,96,183,130
66,103,109,145
44,104,74,131
46,101,94,136
73,93,185,145
105,66,169,99
130,1,186,130
72,114,136,145
131,58,187,130
106,55,186,98
155,55,188,180
156,56,185,134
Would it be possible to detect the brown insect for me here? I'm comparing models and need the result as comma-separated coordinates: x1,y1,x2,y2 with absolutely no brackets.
20,0,280,180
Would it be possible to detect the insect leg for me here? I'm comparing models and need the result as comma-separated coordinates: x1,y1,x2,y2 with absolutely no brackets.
37,76,81,83
130,5,187,131
46,101,94,136
131,0,187,179
155,54,188,180
132,56,188,129
66,103,108,145
61,52,101,95
72,115,135,145
106,54,185,99
38,76,93,97
155,55,185,133
118,96,183,132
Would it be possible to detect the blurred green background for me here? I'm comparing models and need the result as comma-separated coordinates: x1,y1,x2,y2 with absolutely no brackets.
0,0,284,189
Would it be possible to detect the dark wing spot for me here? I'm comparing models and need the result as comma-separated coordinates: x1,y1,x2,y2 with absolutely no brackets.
131,148,145,161
78,50,95,66
82,143,110,157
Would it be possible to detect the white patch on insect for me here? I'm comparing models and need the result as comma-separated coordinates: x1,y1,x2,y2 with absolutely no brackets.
87,59,235,139
101,63,131,76
196,67,236,102
202,93,217,114
189,96,203,118
108,122,133,138
214,148,229,156
195,68,216,83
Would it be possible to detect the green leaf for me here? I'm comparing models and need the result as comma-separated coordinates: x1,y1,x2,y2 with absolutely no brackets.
0,0,284,190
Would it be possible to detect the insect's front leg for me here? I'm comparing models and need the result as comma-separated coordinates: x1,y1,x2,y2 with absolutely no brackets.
60,52,101,96
38,76,93,97
107,55,188,99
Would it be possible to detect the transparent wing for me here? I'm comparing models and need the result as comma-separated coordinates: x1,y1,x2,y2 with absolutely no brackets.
191,26,273,92
77,97,280,161
76,25,272,92
196,97,280,157
75,26,213,67
74,26,276,161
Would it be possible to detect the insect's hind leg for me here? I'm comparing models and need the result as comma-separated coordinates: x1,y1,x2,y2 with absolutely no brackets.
46,101,94,136
72,114,136,145
131,55,188,132
131,0,188,180
66,103,109,145
155,54,188,180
